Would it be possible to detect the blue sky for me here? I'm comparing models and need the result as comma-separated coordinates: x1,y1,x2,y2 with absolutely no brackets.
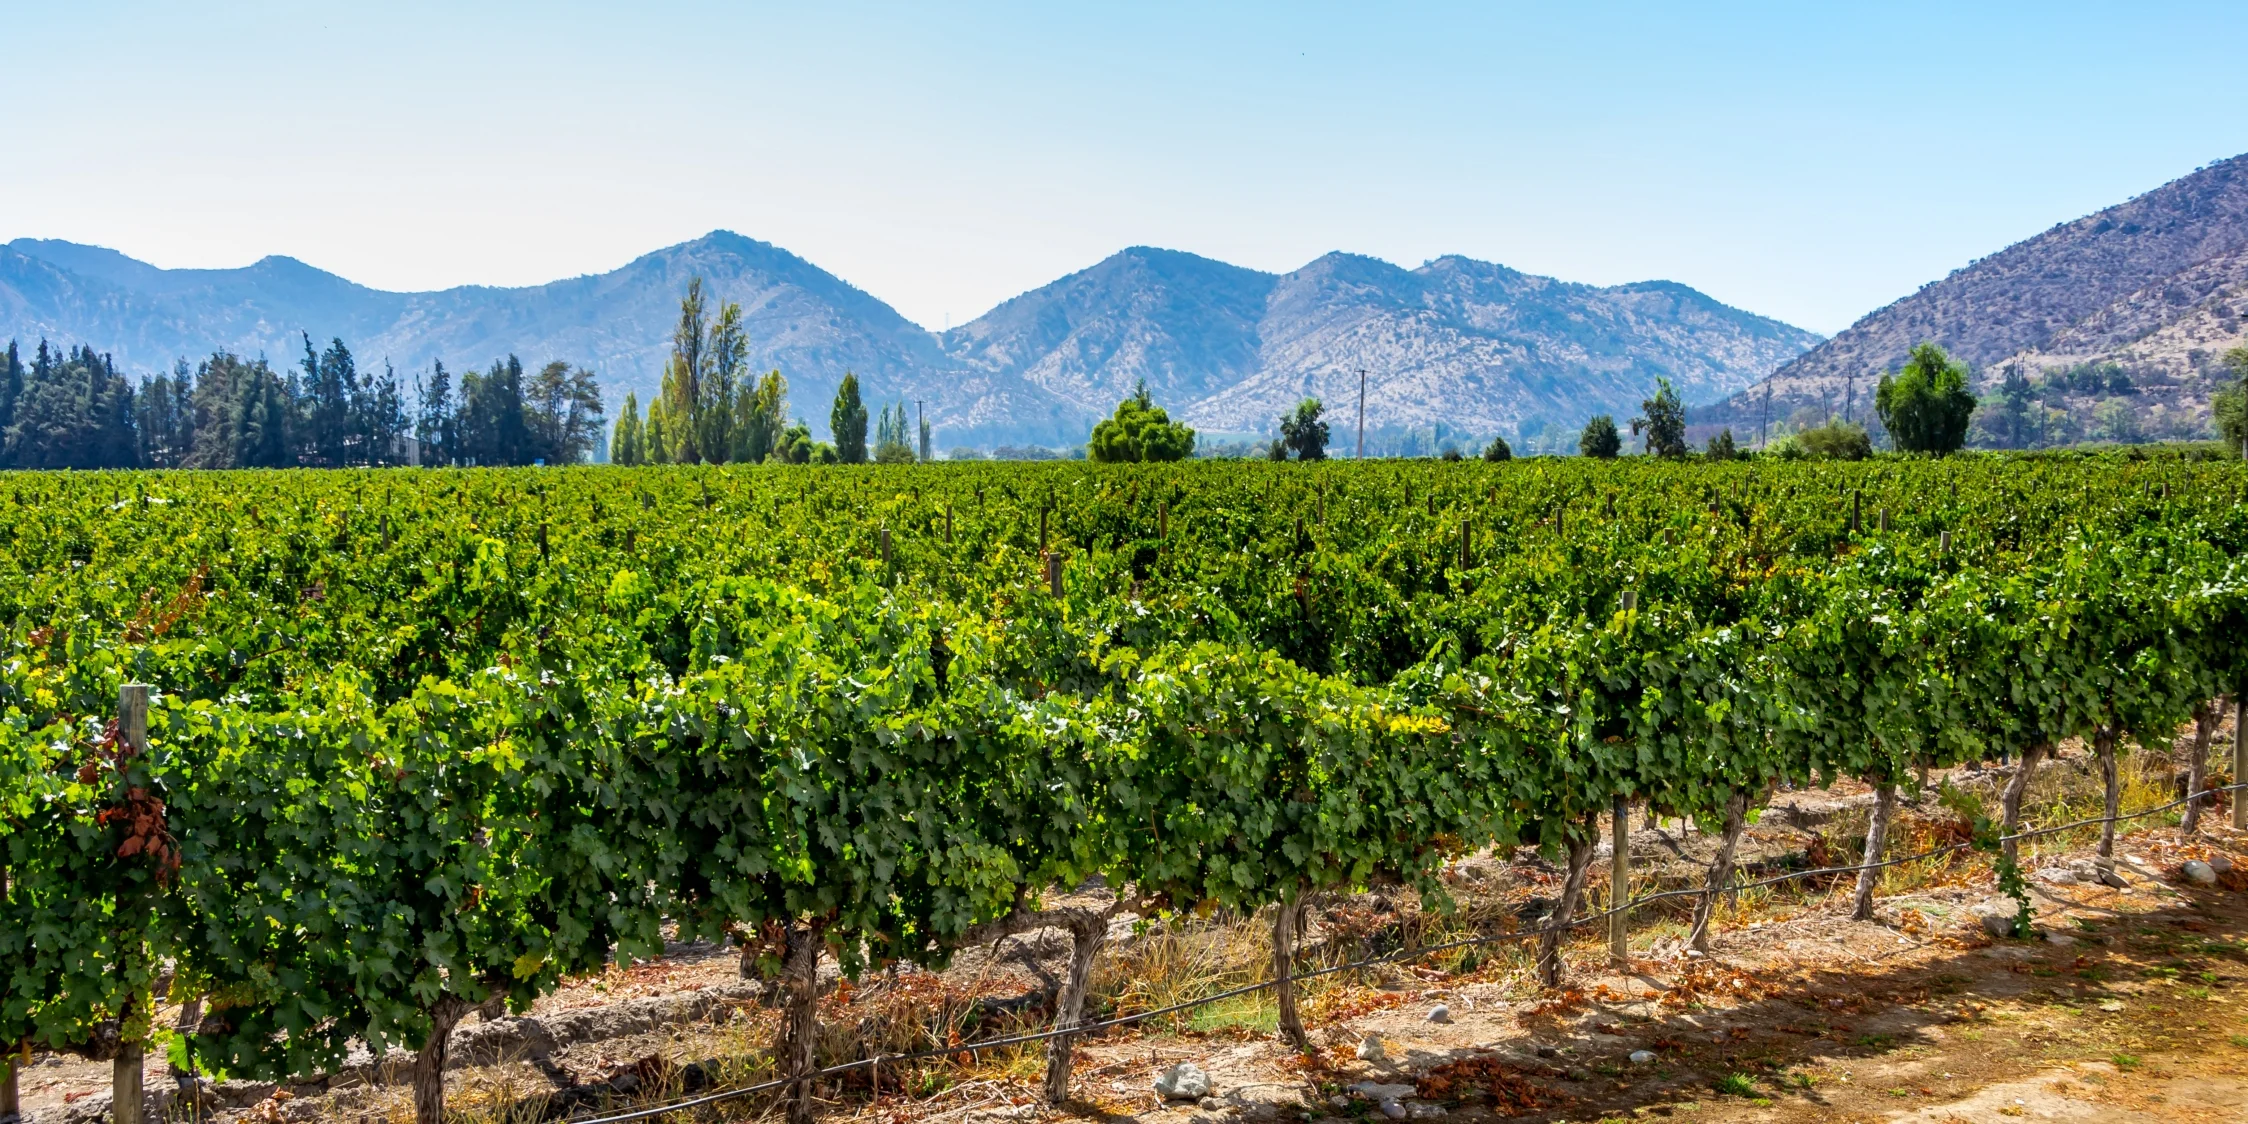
6,1,2245,335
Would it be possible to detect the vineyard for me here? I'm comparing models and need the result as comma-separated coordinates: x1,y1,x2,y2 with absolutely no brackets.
5,454,2248,1124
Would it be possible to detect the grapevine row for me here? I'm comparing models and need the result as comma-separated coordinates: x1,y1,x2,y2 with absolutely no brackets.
3,455,2245,1124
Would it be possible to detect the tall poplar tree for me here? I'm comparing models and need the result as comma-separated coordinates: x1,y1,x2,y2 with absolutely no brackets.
830,373,869,464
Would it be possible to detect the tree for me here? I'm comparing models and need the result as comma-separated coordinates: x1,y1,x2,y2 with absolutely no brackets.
414,361,455,467
770,421,817,464
300,334,358,467
1988,368,2038,449
831,373,869,464
698,299,747,462
1481,434,1511,462
2212,347,2248,457
0,340,20,442
524,361,604,464
1088,380,1196,463
1579,414,1621,458
874,402,916,463
1278,398,1328,461
1875,342,1977,454
2092,397,2141,444
2,342,137,469
732,371,787,464
660,279,710,464
644,399,674,465
1797,420,1872,460
1705,428,1738,460
135,363,196,468
612,392,643,466
456,357,531,466
1630,377,1688,457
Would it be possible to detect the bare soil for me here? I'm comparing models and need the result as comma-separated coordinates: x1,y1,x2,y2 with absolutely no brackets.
18,744,2248,1124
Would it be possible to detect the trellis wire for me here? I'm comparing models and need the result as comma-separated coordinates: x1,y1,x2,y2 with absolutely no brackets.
566,780,2248,1124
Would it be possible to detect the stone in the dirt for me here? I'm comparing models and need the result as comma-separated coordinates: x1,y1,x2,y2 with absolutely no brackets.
2034,867,2076,885
2182,860,2218,885
1405,1102,1443,1119
2068,859,2099,880
1349,1083,1418,1101
2098,999,2125,1012
1378,1099,1408,1119
2045,932,2077,946
1972,900,2019,938
1155,1063,1211,1101
1629,1050,1657,1064
1199,1097,1225,1111
2097,867,2130,889
1426,1003,1452,1023
2211,854,2234,875
1355,1034,1387,1062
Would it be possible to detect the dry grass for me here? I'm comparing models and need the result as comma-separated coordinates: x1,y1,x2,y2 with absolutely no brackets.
340,730,2226,1124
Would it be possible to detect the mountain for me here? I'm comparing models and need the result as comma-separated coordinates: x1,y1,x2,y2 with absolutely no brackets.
1698,153,2248,443
1,233,1819,449
939,247,1818,443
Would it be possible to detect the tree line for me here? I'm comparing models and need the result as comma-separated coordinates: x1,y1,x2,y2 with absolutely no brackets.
0,335,603,470
609,278,941,467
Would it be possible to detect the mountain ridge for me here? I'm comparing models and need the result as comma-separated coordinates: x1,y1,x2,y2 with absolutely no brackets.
1,232,1821,449
1698,152,2248,443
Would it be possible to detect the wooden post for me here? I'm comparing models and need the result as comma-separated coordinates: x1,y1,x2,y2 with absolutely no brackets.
1046,553,1063,598
1158,502,1168,542
1620,590,1637,614
1609,796,1630,965
2236,694,2248,831
1458,521,1470,570
114,684,148,1124
1878,508,1888,533
880,527,892,567
1850,490,1861,533
1939,530,1951,555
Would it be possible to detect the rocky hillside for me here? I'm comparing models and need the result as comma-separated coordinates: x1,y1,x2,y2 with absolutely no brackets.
2,233,1819,449
1698,153,2248,443
941,248,1817,442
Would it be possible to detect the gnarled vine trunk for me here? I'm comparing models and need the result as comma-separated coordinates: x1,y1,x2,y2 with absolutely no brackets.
1271,897,1309,1050
1999,743,2048,870
2182,700,2219,835
2095,725,2121,869
778,922,826,1124
1537,812,1601,989
1851,784,1896,922
412,995,470,1124
1043,910,1108,1103
1689,791,1749,953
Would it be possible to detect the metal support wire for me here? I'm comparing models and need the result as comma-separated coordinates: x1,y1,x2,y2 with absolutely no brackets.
564,780,2248,1124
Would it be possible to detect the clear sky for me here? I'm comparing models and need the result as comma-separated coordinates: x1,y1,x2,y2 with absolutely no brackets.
6,1,2245,335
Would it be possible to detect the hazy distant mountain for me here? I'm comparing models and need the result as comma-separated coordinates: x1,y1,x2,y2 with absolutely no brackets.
2,232,1818,449
939,247,1818,442
1699,153,2248,441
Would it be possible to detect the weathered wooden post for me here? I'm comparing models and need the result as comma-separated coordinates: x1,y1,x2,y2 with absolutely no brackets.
113,684,149,1124
1610,796,1630,965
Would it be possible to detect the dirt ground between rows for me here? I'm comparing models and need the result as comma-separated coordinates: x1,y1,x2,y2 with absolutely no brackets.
16,748,2248,1124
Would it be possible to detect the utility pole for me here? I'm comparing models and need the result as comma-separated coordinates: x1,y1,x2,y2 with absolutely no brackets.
1356,367,1367,459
